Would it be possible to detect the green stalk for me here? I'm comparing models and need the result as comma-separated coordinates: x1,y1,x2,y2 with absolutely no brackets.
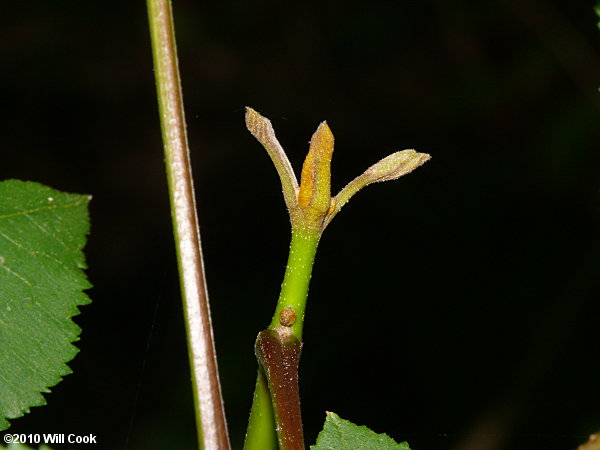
270,229,320,340
146,0,230,448
244,229,320,449
244,367,277,450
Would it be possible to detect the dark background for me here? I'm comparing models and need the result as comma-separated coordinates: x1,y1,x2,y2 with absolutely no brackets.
2,1,599,449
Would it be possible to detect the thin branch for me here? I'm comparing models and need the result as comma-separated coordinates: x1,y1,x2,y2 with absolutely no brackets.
146,0,230,448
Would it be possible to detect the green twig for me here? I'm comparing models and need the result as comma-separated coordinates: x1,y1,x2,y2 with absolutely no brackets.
146,1,230,448
244,228,320,449
244,371,277,450
269,229,320,341
243,108,430,449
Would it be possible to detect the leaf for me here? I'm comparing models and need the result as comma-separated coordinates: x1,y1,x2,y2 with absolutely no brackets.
0,180,92,430
324,150,431,228
245,107,299,213
311,412,411,450
0,444,54,450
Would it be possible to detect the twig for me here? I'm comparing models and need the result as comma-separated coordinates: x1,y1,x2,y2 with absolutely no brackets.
146,0,230,448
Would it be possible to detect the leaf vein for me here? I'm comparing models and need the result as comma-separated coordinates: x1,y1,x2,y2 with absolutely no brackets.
0,265,32,286
0,198,87,221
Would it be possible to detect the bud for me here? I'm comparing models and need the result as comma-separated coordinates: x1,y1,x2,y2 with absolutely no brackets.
324,149,430,228
245,107,430,234
365,150,431,182
294,122,335,232
245,107,299,213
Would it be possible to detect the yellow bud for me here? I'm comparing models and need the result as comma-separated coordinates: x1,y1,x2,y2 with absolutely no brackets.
297,121,334,213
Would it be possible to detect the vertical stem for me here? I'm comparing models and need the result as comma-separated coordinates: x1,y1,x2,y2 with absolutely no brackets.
255,330,304,450
244,372,278,450
244,228,321,449
269,228,321,340
146,1,230,448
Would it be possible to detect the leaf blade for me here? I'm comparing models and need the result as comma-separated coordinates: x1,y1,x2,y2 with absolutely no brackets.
311,412,411,450
0,180,92,430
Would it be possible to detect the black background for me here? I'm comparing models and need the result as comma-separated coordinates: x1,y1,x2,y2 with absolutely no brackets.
2,1,600,449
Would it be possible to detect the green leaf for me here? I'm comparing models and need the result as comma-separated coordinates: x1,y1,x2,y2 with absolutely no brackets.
311,412,411,450
0,444,54,450
0,180,92,430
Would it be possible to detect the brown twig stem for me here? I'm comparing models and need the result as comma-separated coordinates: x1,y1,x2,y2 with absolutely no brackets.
146,0,230,448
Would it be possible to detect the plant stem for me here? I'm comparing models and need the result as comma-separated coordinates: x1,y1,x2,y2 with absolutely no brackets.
270,228,321,340
243,108,430,449
146,1,230,448
244,371,277,450
255,330,304,450
244,228,320,449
